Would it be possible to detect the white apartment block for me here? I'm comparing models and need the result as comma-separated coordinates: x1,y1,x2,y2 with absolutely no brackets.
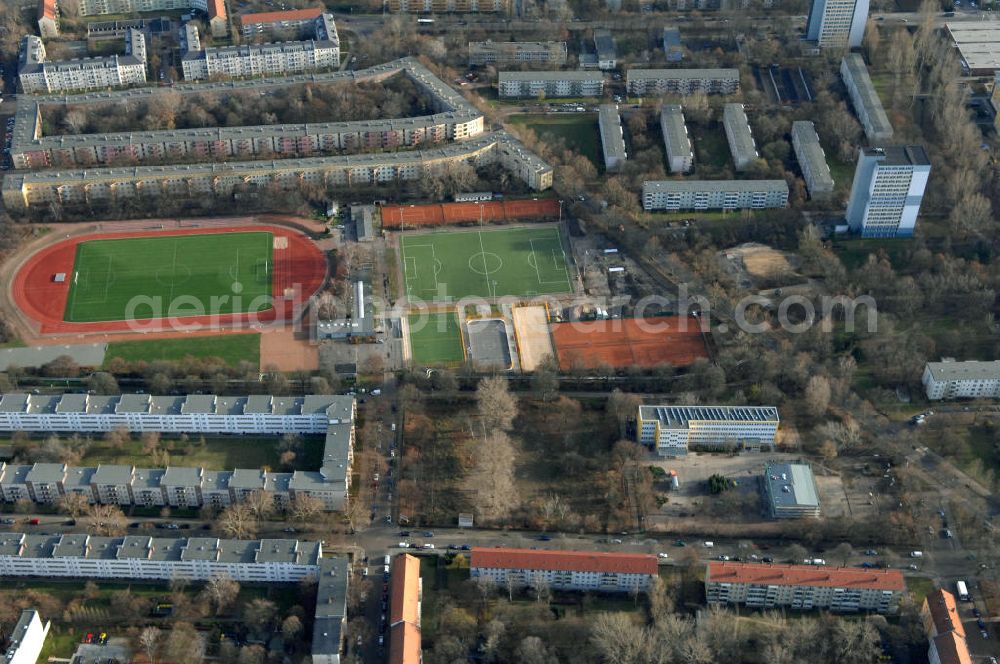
37,0,59,38
626,68,739,96
806,0,870,48
4,609,50,664
497,71,604,98
468,41,568,66
471,548,657,593
722,103,758,171
78,0,228,36
642,180,789,212
660,105,693,173
706,562,905,614
388,0,506,11
846,145,930,238
637,405,779,456
182,15,340,81
598,104,627,172
9,58,483,171
239,7,324,37
840,54,893,142
18,30,146,94
0,394,355,512
2,131,550,210
791,121,834,199
923,360,1000,400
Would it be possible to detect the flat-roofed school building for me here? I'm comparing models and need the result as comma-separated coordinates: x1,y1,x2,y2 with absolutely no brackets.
637,405,780,456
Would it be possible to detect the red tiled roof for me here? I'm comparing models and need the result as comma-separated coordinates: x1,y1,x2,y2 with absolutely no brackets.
238,7,322,26
38,0,56,20
926,589,965,639
389,554,421,627
389,622,422,664
470,548,658,575
932,631,973,664
207,0,226,20
705,562,906,592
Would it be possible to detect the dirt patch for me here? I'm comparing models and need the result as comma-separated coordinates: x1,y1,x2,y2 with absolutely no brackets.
551,315,708,370
511,305,554,371
726,243,796,279
260,329,319,372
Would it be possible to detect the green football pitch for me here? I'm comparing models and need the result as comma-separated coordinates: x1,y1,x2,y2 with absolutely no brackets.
400,226,572,301
407,312,465,365
64,232,273,322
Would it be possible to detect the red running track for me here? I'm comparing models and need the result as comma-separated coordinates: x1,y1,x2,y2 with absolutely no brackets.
12,225,327,335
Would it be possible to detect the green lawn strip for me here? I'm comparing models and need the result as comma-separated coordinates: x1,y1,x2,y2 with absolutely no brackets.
692,124,731,171
906,576,935,606
103,334,261,369
64,231,272,323
408,312,465,366
400,226,572,300
508,113,601,169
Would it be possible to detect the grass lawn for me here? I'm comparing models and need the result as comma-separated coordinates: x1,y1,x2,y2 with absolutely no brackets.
907,576,935,606
64,231,273,323
692,124,731,171
508,113,601,169
0,433,326,471
103,334,260,368
400,226,572,301
831,237,913,270
408,312,465,366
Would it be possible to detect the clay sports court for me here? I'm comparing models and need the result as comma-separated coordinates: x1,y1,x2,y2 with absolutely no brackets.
12,225,326,335
381,198,560,229
550,315,708,370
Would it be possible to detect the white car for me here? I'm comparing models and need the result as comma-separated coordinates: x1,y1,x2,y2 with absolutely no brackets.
398,542,410,548
657,552,669,559
423,543,435,550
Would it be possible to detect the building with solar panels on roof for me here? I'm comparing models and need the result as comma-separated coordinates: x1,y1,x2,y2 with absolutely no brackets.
636,405,779,457
762,462,820,519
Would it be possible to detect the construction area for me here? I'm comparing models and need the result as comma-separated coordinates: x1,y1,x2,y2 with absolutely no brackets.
550,315,709,370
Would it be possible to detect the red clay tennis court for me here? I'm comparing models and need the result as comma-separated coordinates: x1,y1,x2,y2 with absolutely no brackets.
551,316,708,369
381,198,560,229
12,225,327,335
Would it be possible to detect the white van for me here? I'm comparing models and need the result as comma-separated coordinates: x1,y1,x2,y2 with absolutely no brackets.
383,554,391,566
910,551,924,558
703,541,714,548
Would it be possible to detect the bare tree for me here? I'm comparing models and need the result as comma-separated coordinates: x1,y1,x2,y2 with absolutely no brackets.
103,425,131,450
202,574,240,616
469,432,519,522
476,376,518,433
164,622,205,664
607,389,643,438
515,636,557,664
86,504,126,536
289,494,325,523
242,490,274,521
590,612,646,664
139,626,161,664
58,492,91,519
281,615,303,641
804,375,832,414
217,503,258,540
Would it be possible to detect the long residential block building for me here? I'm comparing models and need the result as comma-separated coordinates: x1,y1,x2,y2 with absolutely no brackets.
389,554,423,664
660,105,693,173
4,609,50,664
388,0,507,11
841,54,893,142
9,58,483,171
791,120,834,199
922,589,972,664
0,393,355,511
626,68,739,96
18,30,146,94
471,548,658,593
637,405,779,456
642,180,789,212
239,7,324,37
77,0,228,36
2,130,552,209
722,103,758,171
806,0,870,48
705,562,905,614
468,41,567,66
0,533,346,663
497,70,604,98
37,0,59,37
598,104,627,171
922,359,1000,400
182,14,340,81
846,145,930,238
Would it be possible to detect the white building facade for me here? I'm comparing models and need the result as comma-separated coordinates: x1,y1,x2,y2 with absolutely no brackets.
626,68,739,96
4,609,50,664
791,120,834,199
18,30,147,94
845,145,930,238
660,105,693,173
637,405,779,456
923,360,1000,400
497,71,604,98
642,180,788,211
470,548,657,593
722,103,758,171
806,0,870,48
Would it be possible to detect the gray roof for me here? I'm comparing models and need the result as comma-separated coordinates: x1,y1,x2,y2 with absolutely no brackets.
627,67,738,81
131,468,165,490
115,394,151,413
598,104,627,165
0,394,29,413
265,472,291,493
0,533,27,557
0,464,32,485
791,121,834,190
180,394,217,414
765,463,819,510
55,394,88,413
643,180,789,194
180,537,222,561
229,468,266,490
660,105,692,160
925,359,1000,382
91,464,135,486
864,145,930,167
723,103,758,164
8,610,43,655
662,27,682,48
202,470,232,493
499,70,604,82
312,557,348,658
638,405,779,429
25,463,67,484
85,396,118,415
26,395,60,414
162,466,204,487
62,466,97,491
256,538,320,564
594,29,616,61
52,533,90,558
0,344,107,372
841,54,892,139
